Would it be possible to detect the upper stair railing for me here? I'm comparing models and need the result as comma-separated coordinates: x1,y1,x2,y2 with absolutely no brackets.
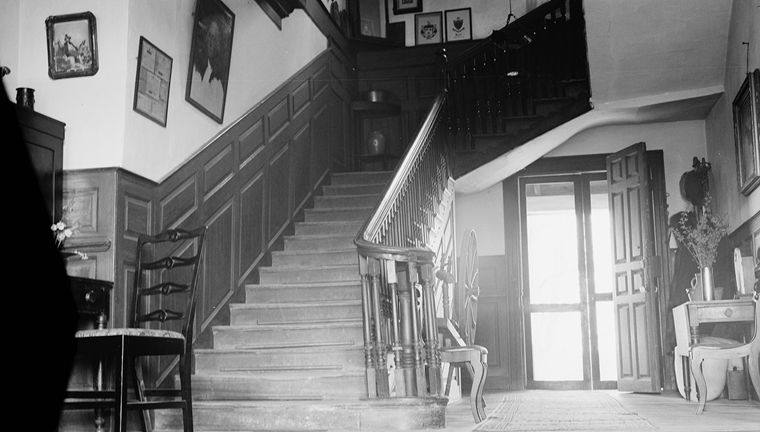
355,92,452,398
441,0,588,152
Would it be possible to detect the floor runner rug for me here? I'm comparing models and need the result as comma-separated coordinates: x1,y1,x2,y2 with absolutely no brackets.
474,391,655,431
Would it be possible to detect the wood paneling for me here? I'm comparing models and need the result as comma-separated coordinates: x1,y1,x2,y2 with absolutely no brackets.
63,48,354,363
476,255,511,390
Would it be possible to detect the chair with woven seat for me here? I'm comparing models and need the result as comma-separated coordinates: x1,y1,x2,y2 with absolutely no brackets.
689,292,760,414
438,230,488,423
64,226,206,432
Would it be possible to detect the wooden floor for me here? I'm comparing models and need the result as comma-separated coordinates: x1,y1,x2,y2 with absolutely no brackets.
443,390,760,431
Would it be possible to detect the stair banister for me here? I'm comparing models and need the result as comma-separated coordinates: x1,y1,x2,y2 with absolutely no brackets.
355,91,451,399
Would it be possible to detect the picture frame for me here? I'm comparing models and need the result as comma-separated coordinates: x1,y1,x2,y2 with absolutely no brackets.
45,12,99,79
393,0,422,15
186,0,235,124
133,37,173,127
732,69,760,196
444,8,472,42
414,12,443,46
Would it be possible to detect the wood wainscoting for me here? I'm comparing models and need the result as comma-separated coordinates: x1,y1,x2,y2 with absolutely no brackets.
62,47,354,377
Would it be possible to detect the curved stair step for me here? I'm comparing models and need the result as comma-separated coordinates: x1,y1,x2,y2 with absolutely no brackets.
230,300,362,325
245,281,361,303
195,345,365,374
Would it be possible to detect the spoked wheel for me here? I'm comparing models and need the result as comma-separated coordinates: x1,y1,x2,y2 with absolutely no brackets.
460,230,479,346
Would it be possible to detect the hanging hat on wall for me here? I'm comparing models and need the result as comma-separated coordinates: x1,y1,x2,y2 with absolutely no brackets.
679,157,711,206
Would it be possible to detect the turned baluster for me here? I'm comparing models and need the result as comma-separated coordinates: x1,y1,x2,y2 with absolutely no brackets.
407,261,427,396
359,255,377,397
369,257,390,397
420,262,442,396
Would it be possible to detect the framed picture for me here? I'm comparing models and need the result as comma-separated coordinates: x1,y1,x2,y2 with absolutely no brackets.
186,0,235,124
133,37,172,127
45,12,98,79
415,12,443,46
732,69,760,195
393,0,422,15
445,8,472,42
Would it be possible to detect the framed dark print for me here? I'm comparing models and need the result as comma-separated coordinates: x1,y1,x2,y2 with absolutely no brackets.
186,0,235,124
732,69,760,195
393,0,422,15
415,12,443,46
133,37,172,127
445,8,472,42
45,12,98,79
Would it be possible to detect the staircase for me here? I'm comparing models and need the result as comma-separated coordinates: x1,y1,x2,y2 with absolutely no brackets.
156,170,446,431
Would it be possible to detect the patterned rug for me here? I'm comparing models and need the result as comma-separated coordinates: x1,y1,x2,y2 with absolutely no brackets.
474,391,655,431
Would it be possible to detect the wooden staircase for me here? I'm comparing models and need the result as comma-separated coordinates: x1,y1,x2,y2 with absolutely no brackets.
155,171,446,431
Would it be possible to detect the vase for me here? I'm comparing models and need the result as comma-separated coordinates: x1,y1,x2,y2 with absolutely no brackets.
16,87,35,110
701,266,715,301
367,130,386,155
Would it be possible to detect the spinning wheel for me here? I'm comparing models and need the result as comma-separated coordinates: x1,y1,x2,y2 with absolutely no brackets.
460,230,480,346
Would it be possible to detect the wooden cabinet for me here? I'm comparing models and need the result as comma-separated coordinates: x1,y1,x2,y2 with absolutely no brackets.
16,105,65,223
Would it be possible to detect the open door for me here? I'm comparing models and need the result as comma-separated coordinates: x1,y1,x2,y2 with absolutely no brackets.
606,142,662,393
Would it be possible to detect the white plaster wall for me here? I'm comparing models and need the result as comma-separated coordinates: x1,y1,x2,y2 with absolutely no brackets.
705,0,760,231
549,120,708,216
386,0,529,47
0,0,21,100
123,1,327,181
455,182,504,257
15,0,130,170
455,120,708,256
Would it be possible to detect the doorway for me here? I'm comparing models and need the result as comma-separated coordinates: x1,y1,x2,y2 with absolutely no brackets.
520,173,617,389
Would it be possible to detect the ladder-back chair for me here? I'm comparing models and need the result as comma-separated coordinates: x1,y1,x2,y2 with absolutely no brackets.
64,226,206,432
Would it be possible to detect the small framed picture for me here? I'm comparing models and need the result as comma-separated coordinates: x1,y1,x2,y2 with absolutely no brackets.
732,69,760,195
393,0,422,15
415,12,443,46
133,37,173,127
186,0,235,124
45,11,99,79
445,8,472,42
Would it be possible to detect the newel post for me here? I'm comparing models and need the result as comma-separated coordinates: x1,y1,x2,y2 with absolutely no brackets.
358,255,377,397
420,262,442,396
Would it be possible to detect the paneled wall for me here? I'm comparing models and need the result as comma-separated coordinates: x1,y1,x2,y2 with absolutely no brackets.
63,48,354,346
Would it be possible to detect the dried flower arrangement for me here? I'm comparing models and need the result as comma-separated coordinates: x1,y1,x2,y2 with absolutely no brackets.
671,194,728,268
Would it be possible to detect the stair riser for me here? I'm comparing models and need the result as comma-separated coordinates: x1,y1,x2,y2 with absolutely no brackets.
195,349,365,374
155,399,446,431
191,374,366,401
246,284,361,303
259,266,358,284
323,183,386,196
314,195,378,209
212,326,362,349
330,171,391,185
295,221,363,236
305,208,372,222
284,236,355,251
272,249,357,266
230,304,362,325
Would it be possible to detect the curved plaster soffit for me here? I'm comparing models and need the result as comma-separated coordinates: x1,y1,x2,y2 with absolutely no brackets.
454,85,725,195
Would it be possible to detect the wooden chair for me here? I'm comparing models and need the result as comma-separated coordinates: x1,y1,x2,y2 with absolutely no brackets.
689,292,760,414
438,230,488,423
64,226,206,432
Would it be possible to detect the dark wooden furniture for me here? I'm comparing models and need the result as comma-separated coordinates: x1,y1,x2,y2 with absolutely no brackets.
16,105,65,224
64,227,206,432
351,100,401,171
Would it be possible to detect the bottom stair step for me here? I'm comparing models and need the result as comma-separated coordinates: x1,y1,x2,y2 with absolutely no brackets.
154,397,447,431
191,372,367,400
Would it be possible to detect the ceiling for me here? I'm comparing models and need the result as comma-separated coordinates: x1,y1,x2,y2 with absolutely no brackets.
585,0,731,104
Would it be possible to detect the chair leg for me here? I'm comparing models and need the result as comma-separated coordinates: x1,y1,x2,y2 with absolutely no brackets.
444,364,455,397
690,353,707,415
114,350,128,432
748,351,760,401
179,355,194,432
476,352,488,422
133,358,151,432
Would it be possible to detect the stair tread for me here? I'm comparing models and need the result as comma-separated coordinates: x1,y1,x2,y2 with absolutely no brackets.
187,397,444,407
272,247,356,255
305,206,373,212
316,193,380,199
194,370,365,380
284,233,355,239
246,280,360,288
260,263,357,271
230,300,362,309
195,345,364,354
215,320,362,331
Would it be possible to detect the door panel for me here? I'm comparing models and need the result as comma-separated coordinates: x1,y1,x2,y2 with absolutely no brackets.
606,142,662,393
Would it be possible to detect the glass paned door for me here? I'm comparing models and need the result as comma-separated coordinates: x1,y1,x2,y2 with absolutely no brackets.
521,174,616,389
